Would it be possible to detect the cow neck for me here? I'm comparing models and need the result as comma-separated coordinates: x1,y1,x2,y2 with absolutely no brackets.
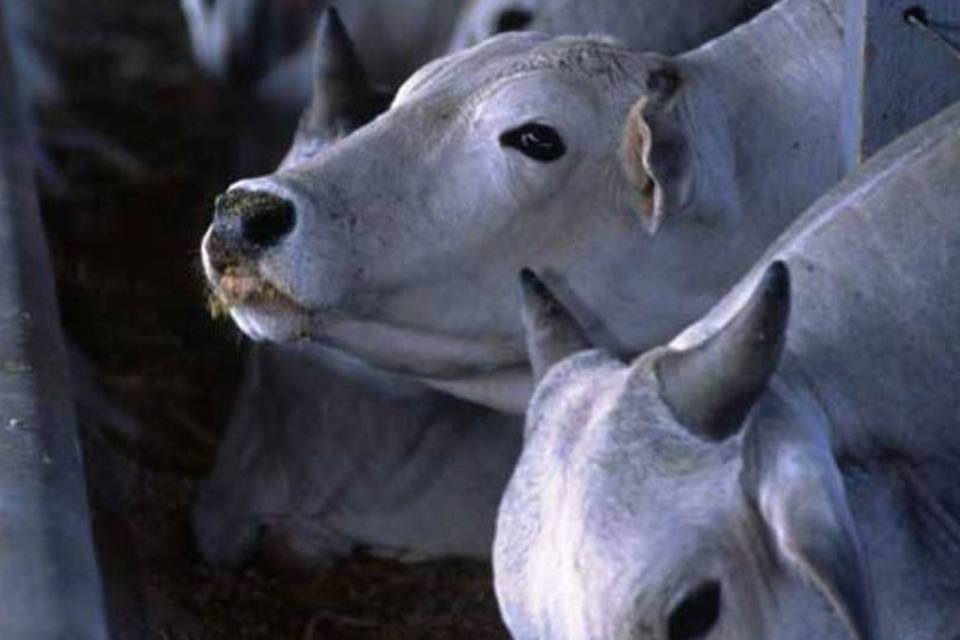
680,0,844,246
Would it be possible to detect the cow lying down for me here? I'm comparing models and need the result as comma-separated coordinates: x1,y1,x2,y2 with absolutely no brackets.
495,101,960,639
197,0,845,568
194,343,522,567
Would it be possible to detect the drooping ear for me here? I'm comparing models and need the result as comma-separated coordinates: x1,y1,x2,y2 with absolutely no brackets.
306,7,392,132
519,269,592,383
741,397,877,640
656,262,790,441
620,55,691,233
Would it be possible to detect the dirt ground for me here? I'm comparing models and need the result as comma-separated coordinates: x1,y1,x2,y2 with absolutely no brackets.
35,0,508,637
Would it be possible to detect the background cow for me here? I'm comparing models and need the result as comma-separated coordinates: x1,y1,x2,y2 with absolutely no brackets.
449,0,773,52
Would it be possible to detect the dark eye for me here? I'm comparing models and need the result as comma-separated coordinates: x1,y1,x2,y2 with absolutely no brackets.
668,581,721,640
499,123,566,162
495,8,533,33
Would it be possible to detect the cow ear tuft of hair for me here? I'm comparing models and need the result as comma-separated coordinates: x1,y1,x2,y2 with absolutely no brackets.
620,55,691,234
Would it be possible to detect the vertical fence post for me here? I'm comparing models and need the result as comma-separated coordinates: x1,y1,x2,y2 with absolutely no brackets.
0,4,110,639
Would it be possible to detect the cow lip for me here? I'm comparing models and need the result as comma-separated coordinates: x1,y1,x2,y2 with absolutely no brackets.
208,265,305,317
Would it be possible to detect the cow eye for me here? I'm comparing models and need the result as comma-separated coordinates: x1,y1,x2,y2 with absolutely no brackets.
667,581,721,640
499,123,566,162
495,8,533,33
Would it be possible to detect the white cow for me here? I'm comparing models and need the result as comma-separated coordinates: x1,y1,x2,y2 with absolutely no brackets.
194,0,847,569
205,0,845,414
495,101,960,639
191,11,522,568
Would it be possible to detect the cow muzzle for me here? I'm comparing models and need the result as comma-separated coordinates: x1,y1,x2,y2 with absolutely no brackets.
208,188,295,260
202,188,301,309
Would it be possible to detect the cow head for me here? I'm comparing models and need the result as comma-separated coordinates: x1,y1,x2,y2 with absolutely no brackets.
202,33,726,411
494,264,878,640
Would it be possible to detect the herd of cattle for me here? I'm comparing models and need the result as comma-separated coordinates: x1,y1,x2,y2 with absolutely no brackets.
190,0,960,638
8,0,959,637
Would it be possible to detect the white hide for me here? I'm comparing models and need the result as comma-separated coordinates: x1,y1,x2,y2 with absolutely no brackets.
210,0,845,413
494,95,960,640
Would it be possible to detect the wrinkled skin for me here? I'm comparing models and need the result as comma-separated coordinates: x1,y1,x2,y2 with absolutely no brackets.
449,0,773,53
204,0,844,413
494,101,960,639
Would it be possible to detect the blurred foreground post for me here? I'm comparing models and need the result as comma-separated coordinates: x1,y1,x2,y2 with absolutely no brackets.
0,4,109,639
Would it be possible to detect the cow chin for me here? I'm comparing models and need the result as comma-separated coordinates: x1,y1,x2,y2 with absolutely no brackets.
229,303,311,343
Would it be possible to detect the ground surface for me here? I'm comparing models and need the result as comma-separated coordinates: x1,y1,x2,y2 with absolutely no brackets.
36,0,508,637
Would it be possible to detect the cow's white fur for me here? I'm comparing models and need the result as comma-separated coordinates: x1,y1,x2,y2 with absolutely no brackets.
197,0,847,568
215,0,844,413
495,96,960,640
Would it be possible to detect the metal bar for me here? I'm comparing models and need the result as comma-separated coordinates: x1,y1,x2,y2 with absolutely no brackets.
0,2,110,638
904,6,960,62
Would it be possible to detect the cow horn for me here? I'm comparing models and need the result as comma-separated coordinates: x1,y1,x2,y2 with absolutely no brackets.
519,269,592,383
656,261,790,441
308,7,385,128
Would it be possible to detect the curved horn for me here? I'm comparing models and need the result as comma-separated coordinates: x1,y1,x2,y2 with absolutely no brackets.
656,261,791,440
307,7,389,130
519,269,592,383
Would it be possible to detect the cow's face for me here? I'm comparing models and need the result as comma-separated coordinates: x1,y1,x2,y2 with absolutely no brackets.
495,266,877,640
495,348,762,640
202,34,694,405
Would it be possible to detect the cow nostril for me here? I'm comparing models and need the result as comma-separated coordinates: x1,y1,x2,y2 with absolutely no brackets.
242,200,296,248
216,189,297,249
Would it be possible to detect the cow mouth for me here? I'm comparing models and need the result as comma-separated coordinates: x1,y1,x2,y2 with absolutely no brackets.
207,265,306,319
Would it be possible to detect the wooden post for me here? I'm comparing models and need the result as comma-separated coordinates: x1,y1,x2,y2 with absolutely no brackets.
843,0,960,174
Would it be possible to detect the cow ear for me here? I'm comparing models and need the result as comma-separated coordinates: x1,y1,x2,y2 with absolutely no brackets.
620,56,691,233
741,398,877,640
656,262,790,441
519,269,592,383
